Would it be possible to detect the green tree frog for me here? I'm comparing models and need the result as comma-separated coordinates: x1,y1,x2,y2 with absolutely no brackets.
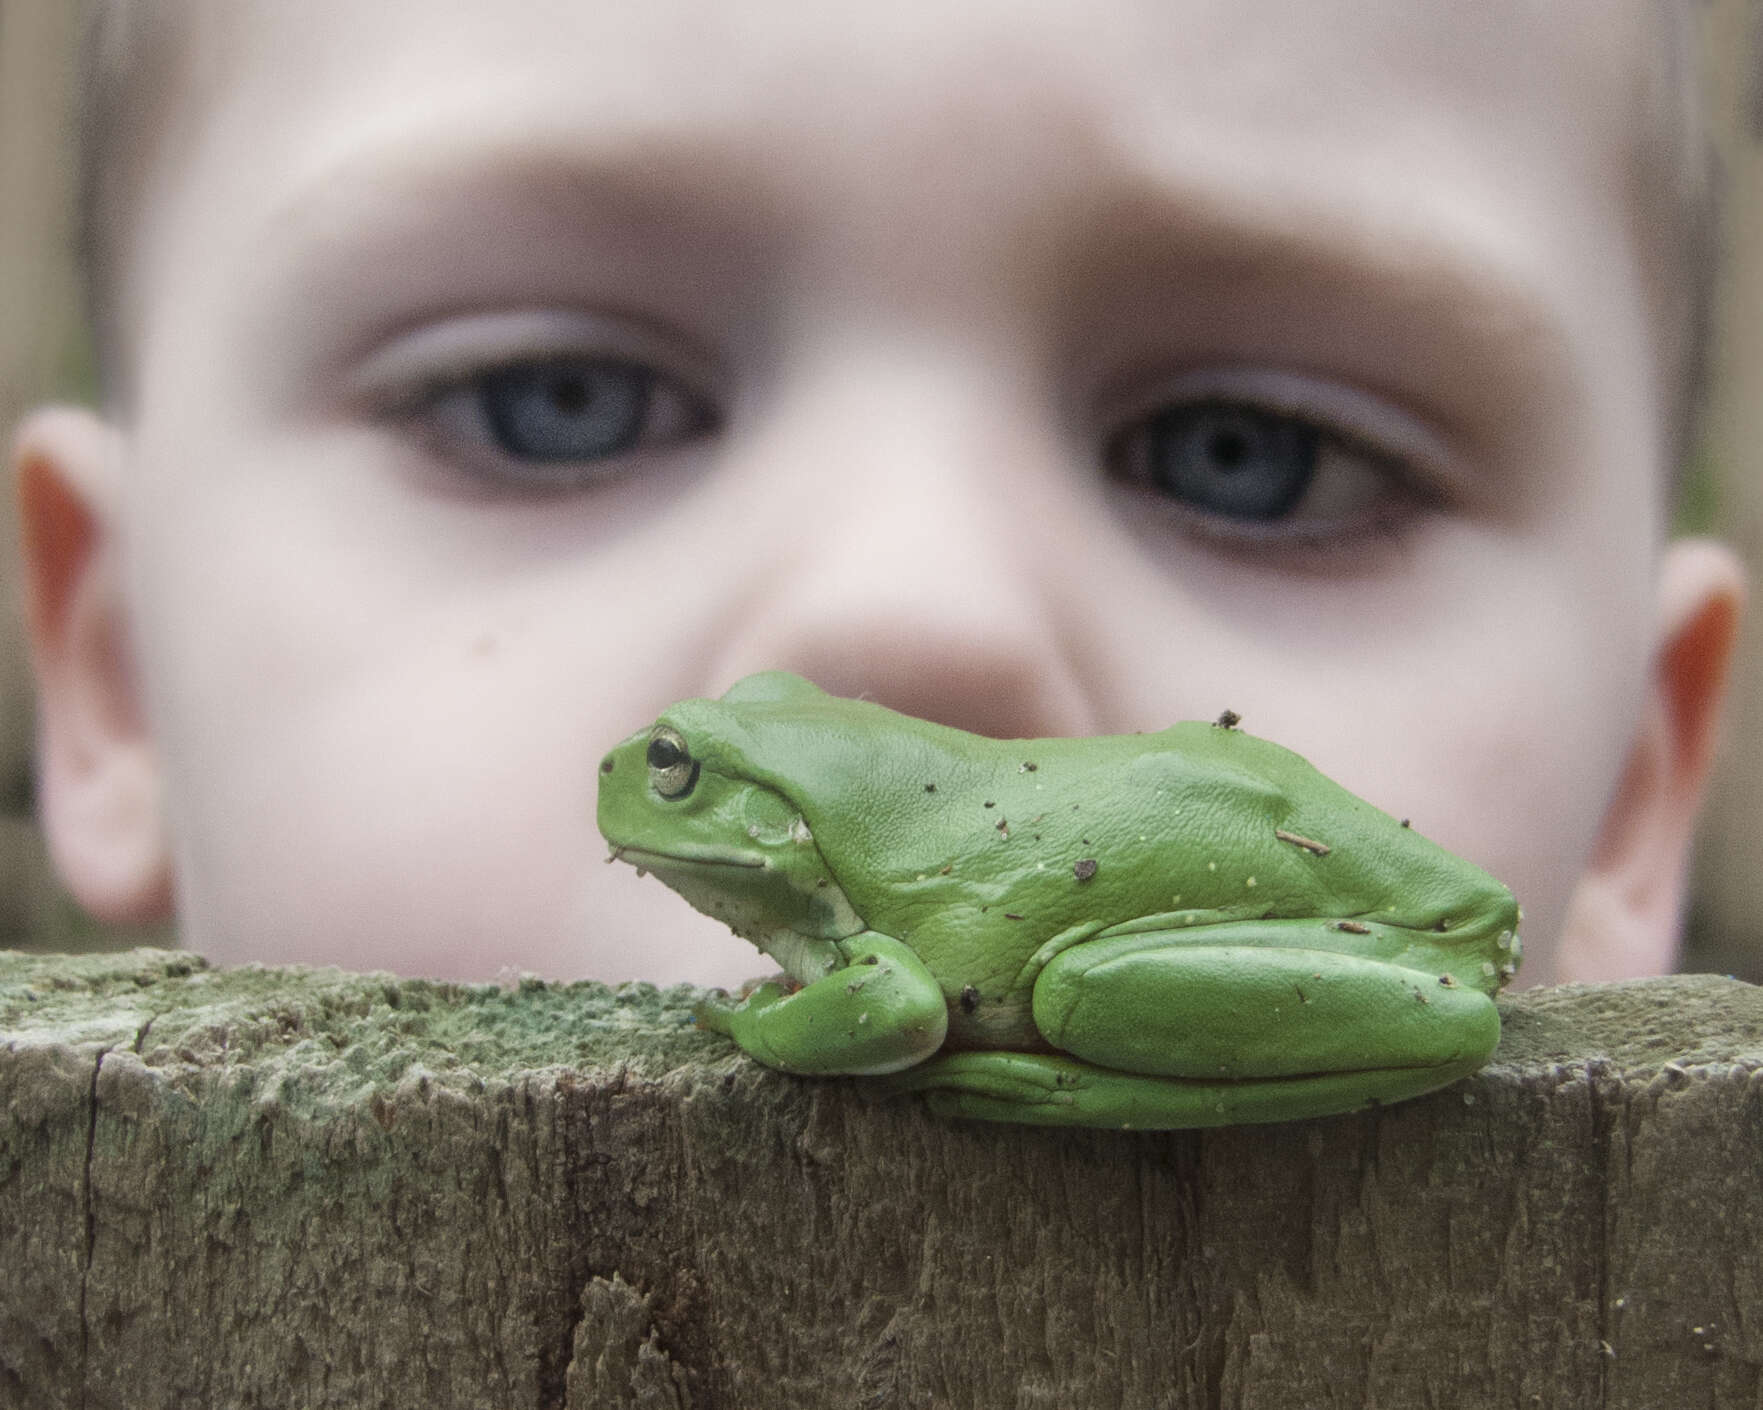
597,672,1520,1129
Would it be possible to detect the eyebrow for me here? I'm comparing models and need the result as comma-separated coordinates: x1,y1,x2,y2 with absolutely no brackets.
274,134,782,252
1061,157,1583,444
245,123,1583,468
240,132,785,362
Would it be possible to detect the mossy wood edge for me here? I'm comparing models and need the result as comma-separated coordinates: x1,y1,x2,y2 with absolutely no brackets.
3,950,1761,1409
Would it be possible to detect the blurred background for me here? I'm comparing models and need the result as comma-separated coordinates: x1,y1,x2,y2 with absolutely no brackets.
1,0,1760,976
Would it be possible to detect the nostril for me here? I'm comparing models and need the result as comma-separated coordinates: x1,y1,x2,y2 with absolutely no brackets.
599,756,615,774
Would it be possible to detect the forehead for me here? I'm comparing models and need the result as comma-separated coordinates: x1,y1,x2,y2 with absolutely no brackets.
204,0,1657,134
160,0,1665,262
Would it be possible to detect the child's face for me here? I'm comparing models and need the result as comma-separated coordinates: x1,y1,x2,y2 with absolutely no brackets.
34,0,1738,982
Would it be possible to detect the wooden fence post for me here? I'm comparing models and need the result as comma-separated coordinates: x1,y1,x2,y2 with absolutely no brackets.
3,947,1761,1409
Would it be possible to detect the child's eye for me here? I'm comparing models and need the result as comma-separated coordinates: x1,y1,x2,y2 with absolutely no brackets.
390,349,716,488
1107,399,1415,539
478,358,663,462
451,356,712,481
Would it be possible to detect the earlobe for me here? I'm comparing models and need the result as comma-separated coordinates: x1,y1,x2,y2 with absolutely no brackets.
12,406,173,924
1556,539,1746,981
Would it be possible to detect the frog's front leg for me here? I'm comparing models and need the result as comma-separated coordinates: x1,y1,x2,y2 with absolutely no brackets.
886,921,1500,1128
695,933,947,1076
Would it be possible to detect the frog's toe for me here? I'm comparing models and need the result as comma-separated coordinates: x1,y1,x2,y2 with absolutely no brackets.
692,991,736,1032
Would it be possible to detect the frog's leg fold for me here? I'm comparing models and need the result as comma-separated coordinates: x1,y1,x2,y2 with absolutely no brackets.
1030,926,1500,1081
882,923,1500,1128
879,1051,1474,1129
694,933,947,1076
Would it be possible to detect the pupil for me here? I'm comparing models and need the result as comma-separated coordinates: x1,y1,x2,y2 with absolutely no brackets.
647,737,683,769
1207,430,1250,472
1145,402,1318,522
548,376,591,416
481,358,650,462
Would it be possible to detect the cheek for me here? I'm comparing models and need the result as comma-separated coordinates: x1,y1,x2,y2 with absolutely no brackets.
152,619,611,971
1367,672,1638,983
1292,573,1649,982
115,425,749,976
1089,518,1651,979
142,610,766,981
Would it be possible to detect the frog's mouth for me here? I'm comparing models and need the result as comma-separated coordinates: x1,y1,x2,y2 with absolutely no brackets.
606,839,851,986
604,843,767,872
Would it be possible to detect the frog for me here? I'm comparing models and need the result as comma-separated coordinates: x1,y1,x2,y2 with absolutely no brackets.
596,671,1520,1128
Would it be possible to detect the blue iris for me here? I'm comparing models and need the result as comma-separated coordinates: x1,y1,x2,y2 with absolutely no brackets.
1143,402,1318,520
479,358,651,462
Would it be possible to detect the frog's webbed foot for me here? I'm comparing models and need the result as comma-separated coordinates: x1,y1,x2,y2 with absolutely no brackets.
694,979,790,1036
694,934,947,1076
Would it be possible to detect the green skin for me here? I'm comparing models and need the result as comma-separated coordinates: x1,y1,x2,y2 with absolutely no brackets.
597,672,1521,1129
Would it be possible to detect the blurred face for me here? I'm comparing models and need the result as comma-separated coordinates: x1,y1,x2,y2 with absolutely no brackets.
112,0,1673,982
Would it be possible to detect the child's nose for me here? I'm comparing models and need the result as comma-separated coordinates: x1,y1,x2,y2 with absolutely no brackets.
702,352,1103,740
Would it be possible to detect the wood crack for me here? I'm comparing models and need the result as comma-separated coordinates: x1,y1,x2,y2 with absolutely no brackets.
77,1046,109,1410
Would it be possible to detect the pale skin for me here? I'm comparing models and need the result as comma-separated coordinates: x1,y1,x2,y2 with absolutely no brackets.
11,0,1745,988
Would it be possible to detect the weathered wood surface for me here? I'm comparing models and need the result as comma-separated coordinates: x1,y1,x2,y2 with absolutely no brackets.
2,949,1762,1409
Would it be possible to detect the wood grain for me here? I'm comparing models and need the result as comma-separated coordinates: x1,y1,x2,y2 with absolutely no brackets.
3,949,1761,1409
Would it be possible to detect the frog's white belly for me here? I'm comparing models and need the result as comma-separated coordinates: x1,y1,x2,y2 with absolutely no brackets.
756,928,846,985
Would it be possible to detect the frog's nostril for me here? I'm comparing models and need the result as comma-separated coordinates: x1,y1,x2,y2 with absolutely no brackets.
600,756,615,775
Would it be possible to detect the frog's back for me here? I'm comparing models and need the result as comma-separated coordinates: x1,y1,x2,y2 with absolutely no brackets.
667,691,1508,943
999,721,1505,928
1121,722,1512,923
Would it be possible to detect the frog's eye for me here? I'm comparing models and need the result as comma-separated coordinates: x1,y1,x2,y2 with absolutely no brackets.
646,726,699,799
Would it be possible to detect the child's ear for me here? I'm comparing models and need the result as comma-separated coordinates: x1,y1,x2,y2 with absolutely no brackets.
1556,538,1746,981
12,406,172,924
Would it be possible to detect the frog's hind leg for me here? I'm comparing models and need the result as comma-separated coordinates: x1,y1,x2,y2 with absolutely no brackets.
879,1051,1479,1128
879,920,1501,1128
1031,921,1500,1082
